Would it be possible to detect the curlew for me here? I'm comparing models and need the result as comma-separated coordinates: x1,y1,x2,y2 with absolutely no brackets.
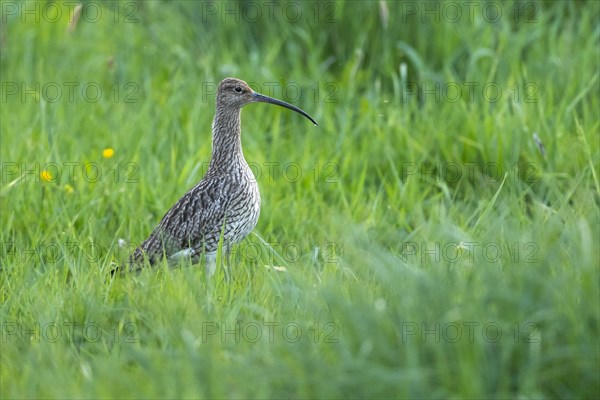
115,78,317,276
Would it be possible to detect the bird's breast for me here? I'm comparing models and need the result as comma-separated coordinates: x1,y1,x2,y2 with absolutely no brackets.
220,163,261,244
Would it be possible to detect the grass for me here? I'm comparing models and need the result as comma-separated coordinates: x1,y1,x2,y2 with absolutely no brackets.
1,0,599,398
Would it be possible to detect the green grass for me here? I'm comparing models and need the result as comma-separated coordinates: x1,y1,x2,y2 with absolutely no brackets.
1,0,599,398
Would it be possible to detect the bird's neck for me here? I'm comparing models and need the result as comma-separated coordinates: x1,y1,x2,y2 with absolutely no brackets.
208,106,246,173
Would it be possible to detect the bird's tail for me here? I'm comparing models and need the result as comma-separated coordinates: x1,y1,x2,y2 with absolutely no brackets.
110,246,150,276
110,233,174,276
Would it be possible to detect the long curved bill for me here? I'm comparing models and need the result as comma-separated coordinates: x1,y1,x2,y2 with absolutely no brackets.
252,92,318,126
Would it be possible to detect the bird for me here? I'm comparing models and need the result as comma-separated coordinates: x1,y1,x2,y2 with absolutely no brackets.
114,77,318,276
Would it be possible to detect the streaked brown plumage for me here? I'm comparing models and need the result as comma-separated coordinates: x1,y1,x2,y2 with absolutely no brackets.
116,78,317,276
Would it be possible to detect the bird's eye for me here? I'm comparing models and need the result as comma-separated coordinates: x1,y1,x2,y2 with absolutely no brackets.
234,86,243,93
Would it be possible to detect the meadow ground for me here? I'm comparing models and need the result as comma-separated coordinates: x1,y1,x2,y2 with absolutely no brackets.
1,1,599,398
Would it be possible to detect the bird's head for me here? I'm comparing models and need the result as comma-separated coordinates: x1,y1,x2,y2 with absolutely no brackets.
217,78,255,108
216,77,318,125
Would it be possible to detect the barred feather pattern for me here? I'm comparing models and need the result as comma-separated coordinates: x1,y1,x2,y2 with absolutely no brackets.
125,97,260,273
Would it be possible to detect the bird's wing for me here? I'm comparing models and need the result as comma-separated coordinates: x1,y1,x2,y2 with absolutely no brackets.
130,175,231,265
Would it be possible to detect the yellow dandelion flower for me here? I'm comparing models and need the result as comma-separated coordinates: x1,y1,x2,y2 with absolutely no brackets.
64,184,74,194
103,148,114,158
40,170,53,182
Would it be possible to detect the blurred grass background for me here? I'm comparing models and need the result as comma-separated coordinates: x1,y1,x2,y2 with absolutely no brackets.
1,0,599,398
